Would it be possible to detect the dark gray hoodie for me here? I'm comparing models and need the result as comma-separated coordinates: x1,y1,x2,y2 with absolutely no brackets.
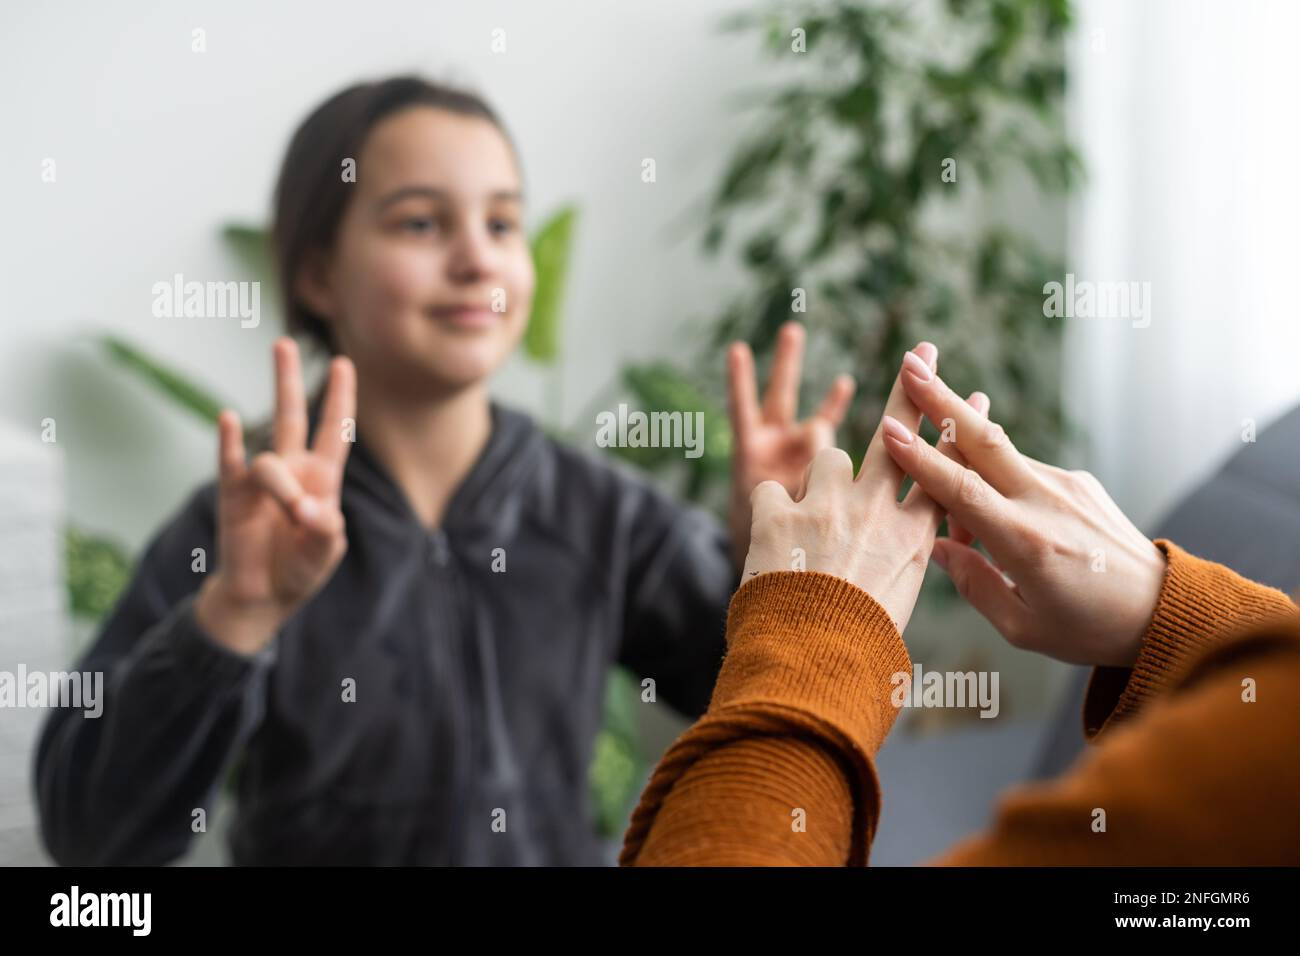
35,401,736,865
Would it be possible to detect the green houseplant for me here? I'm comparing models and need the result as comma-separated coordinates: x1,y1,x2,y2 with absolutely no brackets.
615,0,1079,510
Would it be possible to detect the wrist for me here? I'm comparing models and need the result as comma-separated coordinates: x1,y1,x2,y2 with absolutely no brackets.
727,481,753,565
194,576,286,657
1119,540,1169,667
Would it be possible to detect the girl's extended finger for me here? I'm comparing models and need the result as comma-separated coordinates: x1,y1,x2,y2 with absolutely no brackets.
761,322,804,424
726,342,760,450
273,337,309,456
217,410,247,486
311,355,358,472
814,374,856,429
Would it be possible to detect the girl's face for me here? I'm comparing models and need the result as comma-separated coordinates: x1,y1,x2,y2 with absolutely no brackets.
302,106,534,396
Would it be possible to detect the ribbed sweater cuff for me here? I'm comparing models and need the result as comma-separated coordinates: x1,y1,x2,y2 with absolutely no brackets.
619,571,909,866
1083,539,1295,738
708,571,911,753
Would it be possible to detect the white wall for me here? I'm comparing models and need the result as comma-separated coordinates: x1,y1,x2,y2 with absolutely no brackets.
0,0,758,559
0,423,65,865
1066,0,1300,529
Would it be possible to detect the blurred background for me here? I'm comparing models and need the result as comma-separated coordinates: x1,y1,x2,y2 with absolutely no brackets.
3,0,1300,865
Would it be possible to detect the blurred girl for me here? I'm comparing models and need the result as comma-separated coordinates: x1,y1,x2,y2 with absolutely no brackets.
36,76,854,865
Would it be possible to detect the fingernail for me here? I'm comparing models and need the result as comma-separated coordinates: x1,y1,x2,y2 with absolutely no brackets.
932,541,950,570
914,341,938,370
902,350,932,382
881,415,913,444
296,496,320,522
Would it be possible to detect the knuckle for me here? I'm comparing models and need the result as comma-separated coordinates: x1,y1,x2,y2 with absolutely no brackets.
1070,468,1100,492
759,501,795,535
750,479,784,507
1042,484,1077,516
249,452,277,476
979,419,1010,450
813,504,847,539
1002,621,1029,649
906,543,931,575
1020,527,1053,561
909,434,938,470
812,447,855,489
954,467,989,508
947,559,972,597
815,445,853,471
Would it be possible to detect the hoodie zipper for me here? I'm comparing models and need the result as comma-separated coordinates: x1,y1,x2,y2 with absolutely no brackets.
422,527,472,863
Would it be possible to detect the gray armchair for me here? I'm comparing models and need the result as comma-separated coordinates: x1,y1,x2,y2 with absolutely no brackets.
1032,403,1300,779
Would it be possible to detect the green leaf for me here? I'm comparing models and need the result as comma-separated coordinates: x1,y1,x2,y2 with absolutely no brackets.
64,526,132,621
101,335,228,425
702,219,727,254
743,232,780,267
587,666,646,838
524,206,577,364
221,223,275,286
829,83,878,123
619,362,732,477
715,136,784,207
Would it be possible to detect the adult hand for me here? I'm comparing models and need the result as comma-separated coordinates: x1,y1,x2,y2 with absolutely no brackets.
879,362,1166,667
742,344,987,635
194,338,356,656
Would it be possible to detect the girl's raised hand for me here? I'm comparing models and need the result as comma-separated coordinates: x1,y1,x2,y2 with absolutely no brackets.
726,322,857,565
195,338,356,656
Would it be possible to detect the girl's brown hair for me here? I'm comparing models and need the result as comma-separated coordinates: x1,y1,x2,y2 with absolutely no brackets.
271,75,517,354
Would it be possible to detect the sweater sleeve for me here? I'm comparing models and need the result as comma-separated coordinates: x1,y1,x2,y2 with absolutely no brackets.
1082,539,1295,739
621,552,1300,868
931,623,1300,865
620,571,908,866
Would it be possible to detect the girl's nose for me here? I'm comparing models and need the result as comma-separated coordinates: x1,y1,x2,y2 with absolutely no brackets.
446,222,497,283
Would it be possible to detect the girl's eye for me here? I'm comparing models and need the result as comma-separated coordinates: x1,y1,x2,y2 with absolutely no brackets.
401,216,438,235
489,217,518,237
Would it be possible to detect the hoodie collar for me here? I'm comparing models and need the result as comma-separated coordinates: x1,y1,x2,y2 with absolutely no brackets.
307,396,545,544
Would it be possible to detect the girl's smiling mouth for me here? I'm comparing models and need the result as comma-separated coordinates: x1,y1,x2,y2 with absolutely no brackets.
426,303,500,330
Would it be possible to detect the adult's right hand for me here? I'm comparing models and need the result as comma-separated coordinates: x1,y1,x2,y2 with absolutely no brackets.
194,338,356,657
878,361,1167,668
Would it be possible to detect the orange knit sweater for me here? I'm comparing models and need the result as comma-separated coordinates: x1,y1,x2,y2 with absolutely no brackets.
620,541,1300,865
